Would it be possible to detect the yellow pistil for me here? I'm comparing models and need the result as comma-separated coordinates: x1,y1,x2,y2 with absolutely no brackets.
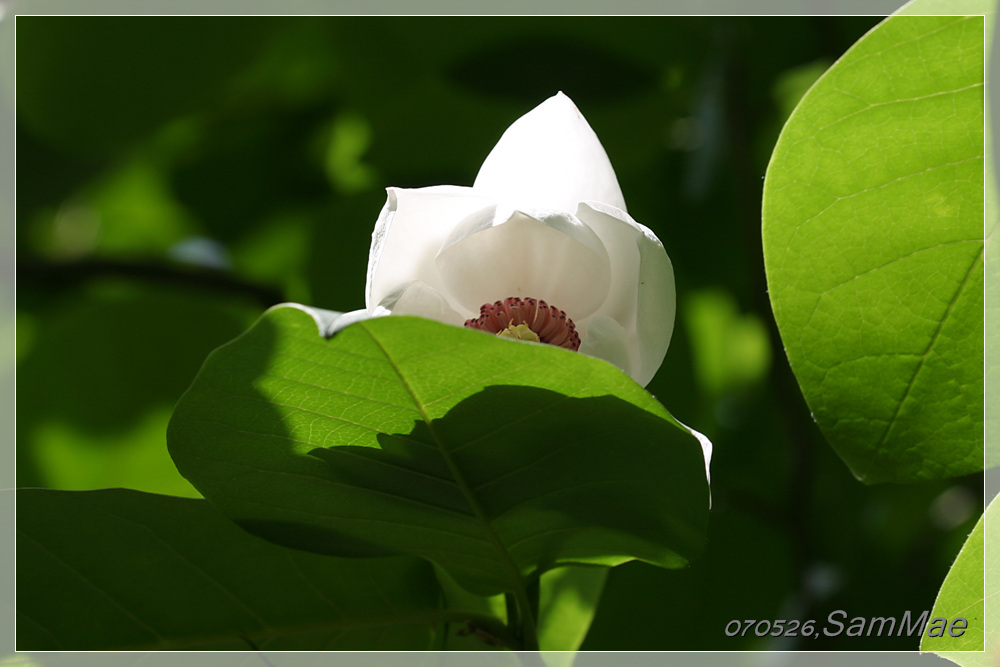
496,323,541,343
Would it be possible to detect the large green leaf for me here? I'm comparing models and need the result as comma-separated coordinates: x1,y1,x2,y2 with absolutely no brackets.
762,15,985,483
167,306,709,603
15,488,468,651
922,495,997,662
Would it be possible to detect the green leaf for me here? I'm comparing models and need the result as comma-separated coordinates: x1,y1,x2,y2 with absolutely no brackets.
537,566,608,655
167,306,709,601
921,495,997,662
16,488,458,651
762,15,985,483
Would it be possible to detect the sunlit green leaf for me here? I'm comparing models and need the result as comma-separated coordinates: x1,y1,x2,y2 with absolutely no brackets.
16,489,453,650
922,496,997,663
168,306,709,601
537,566,607,656
762,15,984,483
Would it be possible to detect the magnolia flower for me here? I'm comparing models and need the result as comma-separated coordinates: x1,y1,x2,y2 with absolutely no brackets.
286,93,711,484
363,92,675,387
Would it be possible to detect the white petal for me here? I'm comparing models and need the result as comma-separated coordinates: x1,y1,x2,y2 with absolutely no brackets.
366,186,495,313
578,315,636,379
576,201,675,387
473,92,627,213
374,279,466,326
435,207,611,320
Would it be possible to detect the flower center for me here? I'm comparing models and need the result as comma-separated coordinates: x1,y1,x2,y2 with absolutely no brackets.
463,297,581,351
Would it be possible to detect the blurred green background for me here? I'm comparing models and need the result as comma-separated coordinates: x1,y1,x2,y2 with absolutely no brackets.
15,16,983,650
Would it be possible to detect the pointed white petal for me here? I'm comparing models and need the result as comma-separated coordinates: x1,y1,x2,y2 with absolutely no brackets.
473,92,627,213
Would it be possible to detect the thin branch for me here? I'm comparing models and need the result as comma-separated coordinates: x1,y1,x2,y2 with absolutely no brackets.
16,255,286,308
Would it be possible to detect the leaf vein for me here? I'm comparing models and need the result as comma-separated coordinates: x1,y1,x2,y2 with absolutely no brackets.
863,244,984,474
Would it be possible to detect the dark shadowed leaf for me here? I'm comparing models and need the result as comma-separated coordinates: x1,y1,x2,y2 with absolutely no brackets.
16,488,454,651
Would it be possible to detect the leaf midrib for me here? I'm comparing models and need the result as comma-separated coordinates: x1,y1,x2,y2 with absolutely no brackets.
864,244,984,476
358,322,528,595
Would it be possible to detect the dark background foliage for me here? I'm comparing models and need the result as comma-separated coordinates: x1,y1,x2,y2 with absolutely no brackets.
15,16,983,650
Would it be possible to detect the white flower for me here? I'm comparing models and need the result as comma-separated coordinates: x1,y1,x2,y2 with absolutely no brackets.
364,92,675,387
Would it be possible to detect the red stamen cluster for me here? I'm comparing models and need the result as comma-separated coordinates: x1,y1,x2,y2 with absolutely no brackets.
464,297,581,351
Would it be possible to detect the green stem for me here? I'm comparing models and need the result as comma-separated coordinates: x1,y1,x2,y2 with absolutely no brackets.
508,586,540,651
505,591,521,644
525,574,541,627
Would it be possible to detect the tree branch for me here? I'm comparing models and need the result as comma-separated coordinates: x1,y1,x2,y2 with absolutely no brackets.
17,255,286,308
